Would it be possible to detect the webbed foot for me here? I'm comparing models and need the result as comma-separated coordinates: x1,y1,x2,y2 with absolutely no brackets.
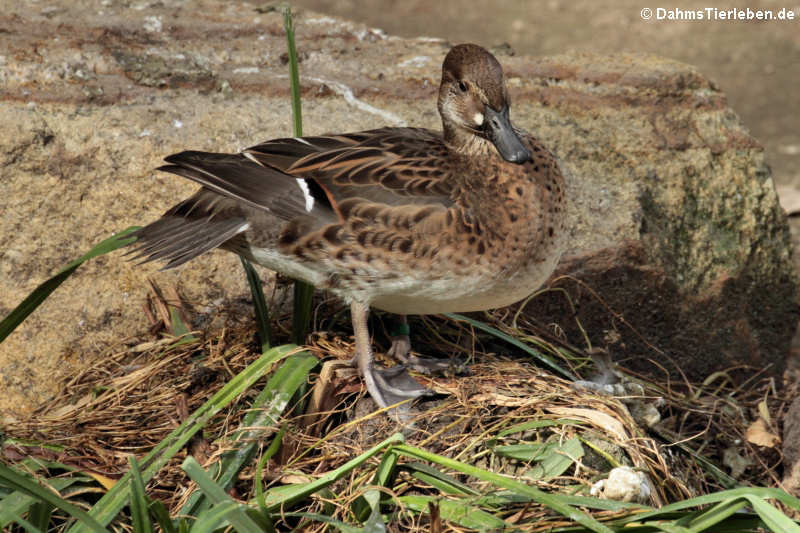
387,316,467,376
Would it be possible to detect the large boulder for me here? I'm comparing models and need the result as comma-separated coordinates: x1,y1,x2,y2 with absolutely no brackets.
0,0,795,414
516,53,798,380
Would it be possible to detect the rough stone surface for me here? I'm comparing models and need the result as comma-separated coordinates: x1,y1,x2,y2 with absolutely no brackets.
522,53,798,381
782,354,800,496
783,394,800,496
0,0,796,414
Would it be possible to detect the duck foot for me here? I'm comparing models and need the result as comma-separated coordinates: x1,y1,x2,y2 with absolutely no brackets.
351,301,437,412
402,353,466,376
363,362,434,409
387,317,468,376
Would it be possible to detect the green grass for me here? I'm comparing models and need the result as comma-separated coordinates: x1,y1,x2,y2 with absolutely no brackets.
282,5,316,346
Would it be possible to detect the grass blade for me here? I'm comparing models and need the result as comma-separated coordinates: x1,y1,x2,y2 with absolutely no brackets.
352,449,401,522
129,456,153,533
147,501,177,533
402,462,479,496
526,436,584,480
168,307,194,341
743,495,800,533
27,501,54,532
444,313,575,379
281,4,315,345
282,513,362,533
190,500,253,533
254,425,286,511
283,5,302,137
620,487,800,523
602,487,800,532
0,227,138,343
6,510,40,533
262,433,405,511
494,418,582,439
240,256,272,351
680,498,749,531
399,495,509,530
0,491,37,528
392,443,613,533
68,344,301,532
292,284,314,346
0,463,107,533
492,442,552,461
0,477,83,529
179,352,318,517
182,457,265,533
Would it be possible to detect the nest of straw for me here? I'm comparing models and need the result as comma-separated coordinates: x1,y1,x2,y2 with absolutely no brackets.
1,295,792,524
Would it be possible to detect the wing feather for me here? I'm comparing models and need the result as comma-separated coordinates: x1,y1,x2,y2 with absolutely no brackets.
139,128,459,260
245,127,454,209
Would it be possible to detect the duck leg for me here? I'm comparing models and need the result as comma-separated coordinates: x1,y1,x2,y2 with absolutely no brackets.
386,315,461,375
350,302,431,408
386,315,412,361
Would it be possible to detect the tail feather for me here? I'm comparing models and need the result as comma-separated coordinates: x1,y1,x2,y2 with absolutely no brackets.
128,216,248,269
159,151,315,220
128,212,222,254
125,148,337,270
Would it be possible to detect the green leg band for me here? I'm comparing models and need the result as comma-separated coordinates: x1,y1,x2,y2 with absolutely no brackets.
390,321,411,337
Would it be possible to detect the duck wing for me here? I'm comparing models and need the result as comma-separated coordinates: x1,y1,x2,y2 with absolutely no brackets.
245,127,455,217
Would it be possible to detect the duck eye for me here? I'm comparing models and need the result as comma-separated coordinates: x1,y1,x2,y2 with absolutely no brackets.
458,81,468,92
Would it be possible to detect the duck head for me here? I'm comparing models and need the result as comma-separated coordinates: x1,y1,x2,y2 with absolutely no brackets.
438,43,531,164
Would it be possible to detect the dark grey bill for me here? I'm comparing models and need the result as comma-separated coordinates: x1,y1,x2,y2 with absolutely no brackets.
484,106,531,164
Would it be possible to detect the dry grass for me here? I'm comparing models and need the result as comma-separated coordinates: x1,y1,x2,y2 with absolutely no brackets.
2,303,791,528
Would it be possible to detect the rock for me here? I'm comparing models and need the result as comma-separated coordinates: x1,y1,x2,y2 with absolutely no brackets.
521,52,798,380
590,466,651,503
783,395,800,495
0,0,796,414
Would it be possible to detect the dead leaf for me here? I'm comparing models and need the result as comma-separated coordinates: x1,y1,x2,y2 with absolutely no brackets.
547,407,629,441
470,393,533,406
301,359,351,435
280,474,313,484
428,501,441,533
757,400,771,424
745,418,780,448
85,471,117,490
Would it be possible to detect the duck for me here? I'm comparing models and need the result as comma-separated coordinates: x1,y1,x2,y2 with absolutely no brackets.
127,43,568,410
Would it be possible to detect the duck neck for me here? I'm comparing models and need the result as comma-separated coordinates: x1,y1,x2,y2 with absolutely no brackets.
442,123,496,157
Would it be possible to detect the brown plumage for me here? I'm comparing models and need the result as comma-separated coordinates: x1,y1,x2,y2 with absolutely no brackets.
127,43,567,411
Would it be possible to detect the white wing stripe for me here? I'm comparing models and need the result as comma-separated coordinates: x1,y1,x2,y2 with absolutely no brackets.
296,178,315,212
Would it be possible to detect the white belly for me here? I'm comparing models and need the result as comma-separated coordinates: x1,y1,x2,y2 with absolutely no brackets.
370,252,562,314
246,242,563,316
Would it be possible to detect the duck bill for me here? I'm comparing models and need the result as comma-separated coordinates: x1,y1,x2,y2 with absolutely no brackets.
484,106,531,164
